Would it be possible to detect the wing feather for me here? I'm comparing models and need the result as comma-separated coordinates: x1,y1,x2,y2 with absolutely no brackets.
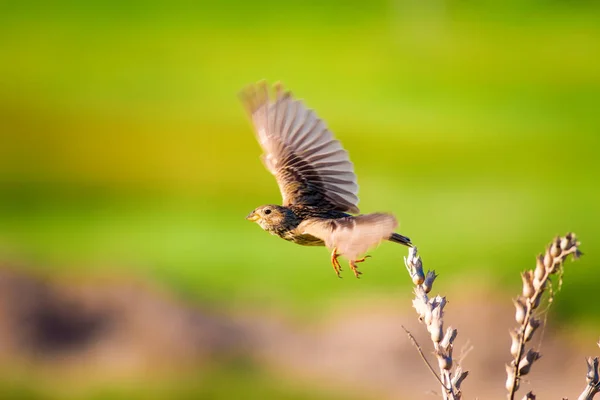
240,81,359,213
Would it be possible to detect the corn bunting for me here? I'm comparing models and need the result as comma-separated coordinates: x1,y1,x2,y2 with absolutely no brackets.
240,81,412,278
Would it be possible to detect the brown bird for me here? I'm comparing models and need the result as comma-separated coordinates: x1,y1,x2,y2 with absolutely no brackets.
240,81,412,278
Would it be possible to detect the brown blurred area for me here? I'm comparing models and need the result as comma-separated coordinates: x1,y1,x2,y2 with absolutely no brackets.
0,265,595,399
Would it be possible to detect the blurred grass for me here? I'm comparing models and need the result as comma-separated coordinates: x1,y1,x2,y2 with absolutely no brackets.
0,1,599,397
1,1,599,313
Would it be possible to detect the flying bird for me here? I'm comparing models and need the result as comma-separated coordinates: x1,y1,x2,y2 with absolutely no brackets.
240,81,412,278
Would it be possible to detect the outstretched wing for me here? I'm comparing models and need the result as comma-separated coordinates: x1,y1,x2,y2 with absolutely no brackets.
299,213,398,261
239,81,359,213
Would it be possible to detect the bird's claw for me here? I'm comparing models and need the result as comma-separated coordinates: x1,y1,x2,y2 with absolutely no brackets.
331,248,342,278
349,260,363,278
350,255,373,278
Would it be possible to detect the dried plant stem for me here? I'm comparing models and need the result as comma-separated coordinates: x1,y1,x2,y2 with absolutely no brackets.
507,268,550,399
401,325,445,389
578,356,600,400
439,368,455,400
404,247,467,399
506,233,582,399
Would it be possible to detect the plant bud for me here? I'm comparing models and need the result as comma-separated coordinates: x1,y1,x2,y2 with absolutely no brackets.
518,358,531,376
429,318,443,343
423,270,437,293
424,304,433,326
411,297,428,321
513,297,527,324
414,256,425,283
521,270,534,298
510,329,521,357
440,327,457,349
412,268,425,285
526,349,541,362
518,350,541,375
550,238,561,257
584,357,599,385
543,251,553,271
524,318,540,342
452,367,468,389
506,364,519,392
534,254,545,281
560,236,571,251
533,276,546,292
530,292,542,310
431,295,446,310
437,354,452,371
404,248,424,284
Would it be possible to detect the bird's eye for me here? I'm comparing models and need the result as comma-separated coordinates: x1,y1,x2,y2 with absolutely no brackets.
264,209,272,215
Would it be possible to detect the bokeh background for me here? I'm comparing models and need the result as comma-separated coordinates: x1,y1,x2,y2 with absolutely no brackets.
1,1,599,398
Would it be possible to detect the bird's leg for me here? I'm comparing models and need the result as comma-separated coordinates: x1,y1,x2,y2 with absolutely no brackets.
330,247,342,278
349,255,371,278
354,255,372,263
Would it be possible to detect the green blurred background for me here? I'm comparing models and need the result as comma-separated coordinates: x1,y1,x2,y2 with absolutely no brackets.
0,0,599,398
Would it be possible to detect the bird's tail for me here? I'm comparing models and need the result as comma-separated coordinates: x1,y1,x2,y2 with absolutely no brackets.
389,232,413,247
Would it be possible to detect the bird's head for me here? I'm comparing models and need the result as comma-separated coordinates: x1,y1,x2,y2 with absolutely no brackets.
246,205,288,231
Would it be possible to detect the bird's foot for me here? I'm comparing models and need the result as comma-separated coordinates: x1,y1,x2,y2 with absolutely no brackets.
349,255,371,278
349,260,363,278
330,248,342,278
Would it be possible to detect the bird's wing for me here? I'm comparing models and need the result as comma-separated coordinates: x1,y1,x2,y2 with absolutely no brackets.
299,213,397,260
239,81,359,213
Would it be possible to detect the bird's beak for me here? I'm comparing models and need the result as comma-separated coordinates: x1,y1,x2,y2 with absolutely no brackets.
246,211,260,222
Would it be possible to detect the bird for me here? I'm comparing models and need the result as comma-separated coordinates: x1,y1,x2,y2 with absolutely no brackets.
240,81,412,278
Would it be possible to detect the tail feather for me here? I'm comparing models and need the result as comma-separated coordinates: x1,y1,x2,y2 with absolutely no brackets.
389,232,413,247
